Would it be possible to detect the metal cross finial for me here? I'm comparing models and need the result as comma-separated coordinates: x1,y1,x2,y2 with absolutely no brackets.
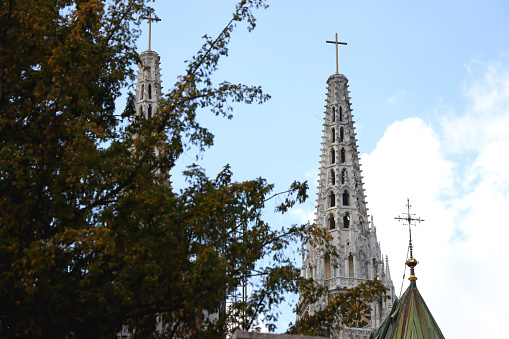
395,198,424,257
395,198,424,283
326,33,347,75
141,11,161,51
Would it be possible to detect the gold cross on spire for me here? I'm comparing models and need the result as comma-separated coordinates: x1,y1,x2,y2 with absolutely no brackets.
141,11,161,51
326,33,347,74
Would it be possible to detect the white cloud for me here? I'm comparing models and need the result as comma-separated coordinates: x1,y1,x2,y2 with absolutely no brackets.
288,207,316,225
440,59,509,154
304,168,319,181
387,89,407,104
362,59,509,339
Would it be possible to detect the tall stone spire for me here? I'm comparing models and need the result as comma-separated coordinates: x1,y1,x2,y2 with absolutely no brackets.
299,71,395,338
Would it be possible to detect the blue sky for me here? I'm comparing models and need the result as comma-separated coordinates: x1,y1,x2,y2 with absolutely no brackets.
132,1,509,337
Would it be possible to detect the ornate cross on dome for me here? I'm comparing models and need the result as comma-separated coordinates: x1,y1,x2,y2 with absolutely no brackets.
326,33,347,75
141,11,161,51
395,198,424,283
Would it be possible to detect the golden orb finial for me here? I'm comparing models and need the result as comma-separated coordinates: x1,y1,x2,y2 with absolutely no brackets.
406,257,418,282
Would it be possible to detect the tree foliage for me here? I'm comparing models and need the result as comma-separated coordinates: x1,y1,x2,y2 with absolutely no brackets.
288,279,388,336
0,0,386,337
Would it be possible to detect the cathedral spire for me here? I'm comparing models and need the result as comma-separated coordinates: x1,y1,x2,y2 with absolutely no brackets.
298,46,395,337
135,50,162,120
135,11,163,120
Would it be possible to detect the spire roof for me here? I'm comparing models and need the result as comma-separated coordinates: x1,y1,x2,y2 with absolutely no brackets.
369,283,445,339
371,201,444,338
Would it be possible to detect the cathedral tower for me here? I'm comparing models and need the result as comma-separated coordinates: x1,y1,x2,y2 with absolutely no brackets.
300,72,395,338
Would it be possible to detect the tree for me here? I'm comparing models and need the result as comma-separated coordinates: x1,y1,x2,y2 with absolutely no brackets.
288,279,388,336
0,0,386,337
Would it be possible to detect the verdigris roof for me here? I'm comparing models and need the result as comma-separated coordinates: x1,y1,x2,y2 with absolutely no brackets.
370,282,445,339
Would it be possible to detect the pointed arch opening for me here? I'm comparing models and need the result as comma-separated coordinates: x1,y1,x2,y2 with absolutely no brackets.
340,148,346,163
341,168,347,184
148,105,152,119
330,169,336,185
331,127,336,143
148,83,152,99
342,190,349,206
325,257,331,279
141,84,144,100
348,253,354,278
339,106,343,121
343,213,350,228
330,148,336,164
340,127,344,142
332,106,336,122
329,215,336,230
329,191,336,207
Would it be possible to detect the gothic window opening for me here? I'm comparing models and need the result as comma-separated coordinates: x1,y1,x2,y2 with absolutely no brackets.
148,84,152,99
329,215,335,230
348,254,354,278
329,192,336,207
340,148,346,163
341,168,347,184
330,169,336,185
331,128,335,143
330,148,335,164
343,214,350,228
340,127,344,142
342,190,349,206
141,84,144,99
332,106,336,122
339,106,343,121
325,258,331,279
148,105,152,119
